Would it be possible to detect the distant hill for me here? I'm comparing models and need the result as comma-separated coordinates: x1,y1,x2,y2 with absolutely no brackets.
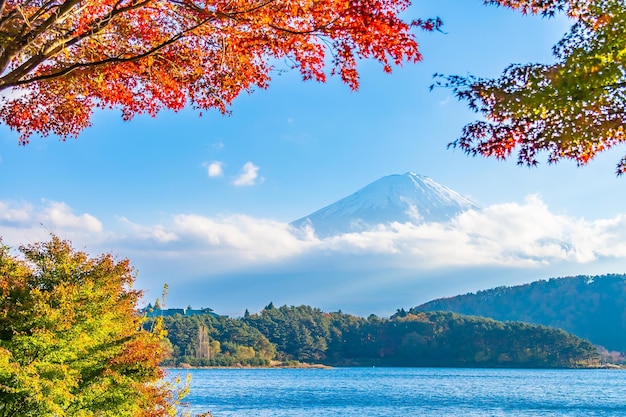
290,172,479,237
154,304,599,368
412,274,626,352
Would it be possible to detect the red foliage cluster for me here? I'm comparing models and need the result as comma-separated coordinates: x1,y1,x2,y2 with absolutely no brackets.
0,0,432,141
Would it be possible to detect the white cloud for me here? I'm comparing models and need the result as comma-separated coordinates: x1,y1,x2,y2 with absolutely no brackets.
290,195,626,269
172,213,314,260
117,217,179,243
40,201,102,233
207,161,224,178
0,199,102,233
0,200,105,250
3,196,626,293
109,195,626,279
0,200,33,224
4,195,626,317
233,162,261,186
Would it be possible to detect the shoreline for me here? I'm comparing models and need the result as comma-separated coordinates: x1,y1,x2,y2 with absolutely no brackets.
166,360,333,370
164,363,625,370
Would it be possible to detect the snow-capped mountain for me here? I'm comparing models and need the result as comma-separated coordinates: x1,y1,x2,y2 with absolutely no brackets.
290,172,479,237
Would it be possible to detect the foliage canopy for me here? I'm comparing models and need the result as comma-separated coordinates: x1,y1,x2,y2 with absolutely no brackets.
155,304,599,369
438,0,626,174
0,0,439,141
0,236,181,417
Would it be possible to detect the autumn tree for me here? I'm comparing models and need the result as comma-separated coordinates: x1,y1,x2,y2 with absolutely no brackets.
0,236,184,417
0,0,440,141
436,0,626,174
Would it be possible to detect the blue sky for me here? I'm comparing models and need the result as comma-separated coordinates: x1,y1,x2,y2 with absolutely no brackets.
2,1,626,316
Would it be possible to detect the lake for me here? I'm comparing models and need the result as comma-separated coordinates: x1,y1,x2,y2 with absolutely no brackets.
169,367,626,416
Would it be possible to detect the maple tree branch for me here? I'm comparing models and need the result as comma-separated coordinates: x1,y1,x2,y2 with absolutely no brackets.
0,0,153,87
17,0,42,8
0,12,26,73
5,16,212,87
27,0,70,27
0,0,142,77
267,16,341,35
1,0,283,87
0,0,83,75
15,0,83,52
167,0,278,19
0,9,23,40
214,0,343,36
224,0,279,17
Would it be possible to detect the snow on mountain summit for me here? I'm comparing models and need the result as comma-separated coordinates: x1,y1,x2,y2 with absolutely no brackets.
290,172,479,238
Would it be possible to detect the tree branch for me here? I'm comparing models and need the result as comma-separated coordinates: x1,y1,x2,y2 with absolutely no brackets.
225,0,279,17
0,0,324,88
12,0,84,53
0,0,82,75
267,16,340,35
5,15,213,88
0,0,153,87
27,0,68,28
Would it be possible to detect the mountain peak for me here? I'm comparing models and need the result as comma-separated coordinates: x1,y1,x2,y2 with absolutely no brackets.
291,172,479,237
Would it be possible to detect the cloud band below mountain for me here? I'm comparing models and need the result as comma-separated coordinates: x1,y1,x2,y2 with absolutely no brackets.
1,195,624,314
1,195,623,266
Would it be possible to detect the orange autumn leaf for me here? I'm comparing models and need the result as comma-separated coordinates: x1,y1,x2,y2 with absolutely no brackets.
0,0,437,142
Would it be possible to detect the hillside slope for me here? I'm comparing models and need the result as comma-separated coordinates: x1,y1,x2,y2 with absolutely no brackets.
413,274,626,352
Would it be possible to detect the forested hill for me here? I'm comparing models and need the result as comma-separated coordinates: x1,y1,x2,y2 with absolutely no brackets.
413,274,626,352
155,305,598,369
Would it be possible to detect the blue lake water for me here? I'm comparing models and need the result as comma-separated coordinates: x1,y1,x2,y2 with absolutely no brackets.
170,367,626,416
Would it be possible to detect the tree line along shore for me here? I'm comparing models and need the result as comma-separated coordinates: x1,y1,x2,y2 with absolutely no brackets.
149,304,604,369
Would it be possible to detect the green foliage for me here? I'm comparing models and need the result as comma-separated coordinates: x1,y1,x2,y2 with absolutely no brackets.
161,302,598,369
320,310,596,368
0,236,183,417
243,305,331,362
152,313,275,367
437,0,626,174
413,274,626,352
